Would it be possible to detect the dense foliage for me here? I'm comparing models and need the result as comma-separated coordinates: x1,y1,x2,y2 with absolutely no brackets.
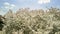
2,7,60,34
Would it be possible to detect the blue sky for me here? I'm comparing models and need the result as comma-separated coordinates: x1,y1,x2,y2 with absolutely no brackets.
0,0,60,15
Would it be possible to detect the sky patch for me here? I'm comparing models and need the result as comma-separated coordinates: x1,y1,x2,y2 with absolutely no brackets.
38,0,51,4
4,2,16,9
